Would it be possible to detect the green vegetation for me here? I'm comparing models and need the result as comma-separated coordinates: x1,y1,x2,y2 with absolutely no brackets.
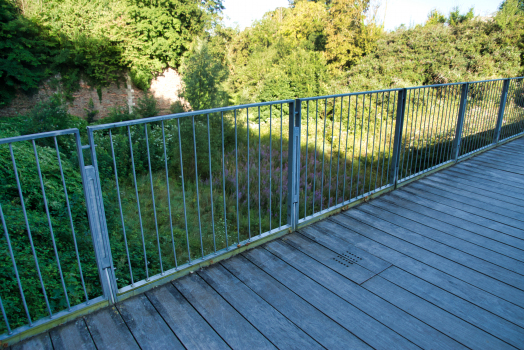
0,0,216,106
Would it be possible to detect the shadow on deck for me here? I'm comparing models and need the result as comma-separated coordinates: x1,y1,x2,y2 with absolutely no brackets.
11,138,524,349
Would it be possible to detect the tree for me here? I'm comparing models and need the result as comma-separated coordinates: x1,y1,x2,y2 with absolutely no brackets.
426,9,446,26
180,39,229,111
447,6,474,26
325,0,381,70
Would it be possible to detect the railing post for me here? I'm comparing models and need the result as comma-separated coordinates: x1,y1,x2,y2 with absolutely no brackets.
389,88,407,188
83,165,118,303
287,99,301,231
493,79,510,144
452,83,469,161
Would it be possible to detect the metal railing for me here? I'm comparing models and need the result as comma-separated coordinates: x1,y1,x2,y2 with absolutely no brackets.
1,76,523,343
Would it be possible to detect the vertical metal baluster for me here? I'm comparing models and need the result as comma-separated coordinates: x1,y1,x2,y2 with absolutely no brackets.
108,131,133,284
327,98,336,208
247,108,251,239
437,86,451,163
279,105,283,227
207,114,216,253
350,96,359,199
33,140,70,310
470,83,490,152
407,88,421,176
487,81,504,146
433,86,449,167
482,81,499,148
320,99,327,210
177,119,191,263
258,106,262,236
422,88,437,172
9,144,52,317
0,203,31,325
445,86,460,161
161,122,177,267
375,92,385,190
417,88,431,174
442,85,457,162
362,95,372,195
0,295,10,335
335,97,343,204
127,126,149,277
191,117,204,257
369,94,379,192
235,111,240,244
304,102,309,217
502,81,517,138
342,96,351,202
145,124,163,274
269,106,272,229
312,100,318,214
452,83,470,161
55,136,90,297
397,89,411,180
411,88,425,176
221,112,229,249
464,83,483,153
472,82,493,152
381,92,392,187
385,92,397,183
356,95,365,197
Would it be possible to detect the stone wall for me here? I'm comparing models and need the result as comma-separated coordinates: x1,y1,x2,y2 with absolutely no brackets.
0,68,188,120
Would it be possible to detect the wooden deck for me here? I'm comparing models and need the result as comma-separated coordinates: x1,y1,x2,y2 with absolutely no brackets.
11,137,524,350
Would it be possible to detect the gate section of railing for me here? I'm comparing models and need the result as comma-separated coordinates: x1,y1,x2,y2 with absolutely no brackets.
86,100,295,295
0,129,107,340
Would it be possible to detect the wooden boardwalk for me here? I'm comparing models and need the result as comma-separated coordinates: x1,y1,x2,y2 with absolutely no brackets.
11,137,524,350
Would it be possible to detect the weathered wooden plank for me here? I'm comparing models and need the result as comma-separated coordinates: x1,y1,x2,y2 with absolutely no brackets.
349,206,524,291
173,273,276,349
146,284,230,350
402,185,524,240
198,264,323,350
428,174,524,208
49,319,96,350
116,294,185,350
373,195,524,265
363,275,514,349
433,171,524,201
221,255,372,350
446,167,524,195
314,220,524,328
223,256,372,348
403,183,524,229
381,266,524,349
452,164,524,190
474,152,524,167
84,307,140,350
417,178,524,214
364,200,524,274
456,162,524,186
244,244,426,350
469,159,524,175
10,333,52,350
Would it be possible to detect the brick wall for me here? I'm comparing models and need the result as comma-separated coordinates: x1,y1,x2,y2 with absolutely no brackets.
0,68,189,120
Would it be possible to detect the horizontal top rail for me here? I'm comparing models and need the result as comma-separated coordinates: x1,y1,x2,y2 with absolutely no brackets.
87,99,295,131
0,128,80,145
298,88,403,102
